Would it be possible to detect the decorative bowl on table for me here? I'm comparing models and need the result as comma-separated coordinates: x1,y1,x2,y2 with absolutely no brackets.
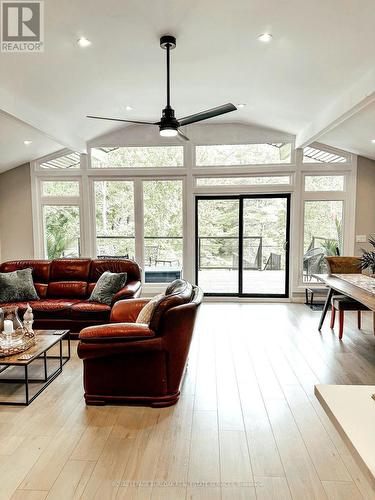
0,306,36,357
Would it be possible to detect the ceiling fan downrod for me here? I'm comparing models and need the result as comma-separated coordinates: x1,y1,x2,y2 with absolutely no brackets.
159,35,179,137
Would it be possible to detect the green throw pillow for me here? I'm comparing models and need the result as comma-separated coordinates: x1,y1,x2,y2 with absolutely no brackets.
89,271,127,306
0,268,39,303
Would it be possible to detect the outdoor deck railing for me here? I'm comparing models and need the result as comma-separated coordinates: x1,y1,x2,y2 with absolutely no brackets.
95,235,283,271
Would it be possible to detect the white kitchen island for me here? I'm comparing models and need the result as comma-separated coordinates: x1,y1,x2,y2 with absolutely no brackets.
315,384,375,491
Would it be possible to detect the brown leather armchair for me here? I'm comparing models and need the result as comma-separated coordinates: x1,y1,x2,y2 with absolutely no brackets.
77,280,203,407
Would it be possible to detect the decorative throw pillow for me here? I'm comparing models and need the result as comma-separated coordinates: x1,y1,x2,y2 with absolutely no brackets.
0,268,39,303
136,294,164,324
89,271,127,306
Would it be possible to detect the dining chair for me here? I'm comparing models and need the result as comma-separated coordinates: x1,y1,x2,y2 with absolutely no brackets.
325,256,374,339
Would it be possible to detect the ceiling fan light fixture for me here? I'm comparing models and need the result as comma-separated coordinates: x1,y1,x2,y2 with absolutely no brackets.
160,127,178,137
77,36,91,48
258,33,273,42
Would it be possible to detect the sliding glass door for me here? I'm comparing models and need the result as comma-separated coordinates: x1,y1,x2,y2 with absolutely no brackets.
196,198,240,294
196,194,290,297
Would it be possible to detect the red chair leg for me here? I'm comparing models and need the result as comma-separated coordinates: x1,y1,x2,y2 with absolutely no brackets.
339,311,344,339
330,306,336,329
357,311,362,330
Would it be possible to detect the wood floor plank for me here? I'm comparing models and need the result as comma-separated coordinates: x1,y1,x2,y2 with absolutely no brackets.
193,327,217,412
45,460,95,500
0,435,51,500
231,333,285,477
254,476,292,499
80,435,135,499
322,480,364,499
215,330,244,431
282,384,352,482
265,398,328,499
70,406,118,461
186,487,221,499
10,491,48,500
20,410,87,490
187,411,220,483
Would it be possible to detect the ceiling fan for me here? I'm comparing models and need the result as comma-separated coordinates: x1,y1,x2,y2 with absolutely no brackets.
87,35,237,141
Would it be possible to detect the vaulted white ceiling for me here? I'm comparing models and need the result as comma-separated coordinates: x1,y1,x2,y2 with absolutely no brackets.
1,0,375,172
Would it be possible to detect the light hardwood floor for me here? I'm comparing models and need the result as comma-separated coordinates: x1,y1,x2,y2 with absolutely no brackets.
1,303,375,499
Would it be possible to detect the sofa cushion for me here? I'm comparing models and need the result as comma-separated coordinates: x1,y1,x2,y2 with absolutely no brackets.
71,301,111,321
27,299,81,319
34,283,48,298
48,281,88,298
0,302,29,312
0,268,39,303
90,259,141,282
50,259,91,281
89,271,127,305
136,294,163,324
0,260,50,282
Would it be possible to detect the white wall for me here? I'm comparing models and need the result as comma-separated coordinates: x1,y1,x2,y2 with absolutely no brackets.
355,156,375,254
0,163,34,262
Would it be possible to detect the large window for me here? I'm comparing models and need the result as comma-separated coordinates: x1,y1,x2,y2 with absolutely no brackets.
33,129,356,295
43,206,81,258
39,179,82,259
91,146,183,168
143,180,183,283
303,200,343,282
94,181,135,258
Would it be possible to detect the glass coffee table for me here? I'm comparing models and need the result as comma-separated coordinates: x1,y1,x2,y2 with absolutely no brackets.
0,330,70,405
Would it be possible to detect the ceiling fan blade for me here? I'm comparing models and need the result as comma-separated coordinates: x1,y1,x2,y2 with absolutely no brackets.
178,103,237,127
177,130,190,141
87,115,158,125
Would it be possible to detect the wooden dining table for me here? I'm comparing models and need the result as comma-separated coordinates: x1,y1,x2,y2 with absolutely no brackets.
314,273,375,330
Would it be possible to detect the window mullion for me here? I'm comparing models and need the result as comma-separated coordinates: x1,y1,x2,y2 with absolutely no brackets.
134,179,144,280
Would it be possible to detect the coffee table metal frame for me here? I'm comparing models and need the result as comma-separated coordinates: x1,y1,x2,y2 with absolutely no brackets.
0,331,70,406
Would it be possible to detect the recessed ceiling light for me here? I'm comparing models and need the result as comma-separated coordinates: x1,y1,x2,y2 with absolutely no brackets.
258,33,273,42
77,37,92,48
125,105,133,111
237,103,246,109
24,140,32,145
371,139,375,143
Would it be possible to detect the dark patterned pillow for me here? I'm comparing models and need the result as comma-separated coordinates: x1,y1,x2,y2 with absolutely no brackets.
0,268,39,303
89,271,127,306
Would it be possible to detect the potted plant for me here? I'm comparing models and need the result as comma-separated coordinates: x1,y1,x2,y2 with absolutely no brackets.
359,235,375,275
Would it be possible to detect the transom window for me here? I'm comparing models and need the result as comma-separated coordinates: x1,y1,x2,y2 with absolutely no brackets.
196,175,291,187
39,152,80,170
41,180,80,197
196,143,292,166
90,146,183,168
304,175,345,192
303,146,348,163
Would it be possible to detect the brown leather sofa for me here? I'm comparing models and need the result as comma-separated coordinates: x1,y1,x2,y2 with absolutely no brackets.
78,279,203,407
0,258,141,337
